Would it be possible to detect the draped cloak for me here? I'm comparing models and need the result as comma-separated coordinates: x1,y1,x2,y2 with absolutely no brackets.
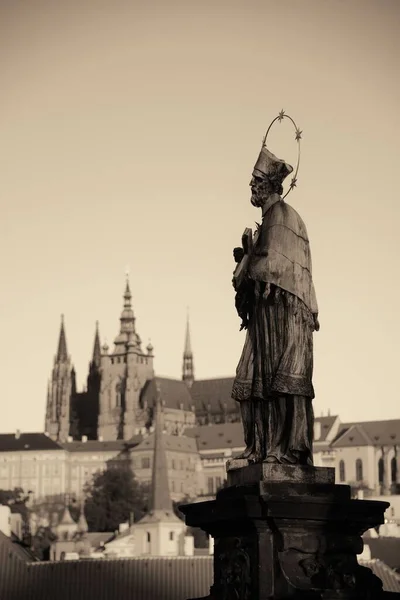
232,195,318,404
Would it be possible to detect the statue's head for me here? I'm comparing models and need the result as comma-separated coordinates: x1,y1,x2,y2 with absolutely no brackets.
250,146,293,208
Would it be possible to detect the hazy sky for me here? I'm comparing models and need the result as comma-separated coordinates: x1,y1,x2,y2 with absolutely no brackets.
1,0,399,433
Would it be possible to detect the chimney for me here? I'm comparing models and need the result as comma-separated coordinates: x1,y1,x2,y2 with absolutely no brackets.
15,430,21,440
82,435,88,443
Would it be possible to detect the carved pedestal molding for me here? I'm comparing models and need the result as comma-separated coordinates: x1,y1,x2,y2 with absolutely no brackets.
180,465,389,600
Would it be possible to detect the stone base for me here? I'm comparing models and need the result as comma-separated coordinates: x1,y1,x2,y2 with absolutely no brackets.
226,461,335,486
180,470,390,600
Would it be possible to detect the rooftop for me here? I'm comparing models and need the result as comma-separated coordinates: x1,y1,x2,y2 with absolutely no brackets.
190,377,237,415
185,422,245,451
61,437,142,452
332,419,400,448
131,432,197,454
0,433,64,452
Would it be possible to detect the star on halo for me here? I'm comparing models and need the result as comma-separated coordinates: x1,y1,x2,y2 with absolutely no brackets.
295,127,302,141
277,110,285,122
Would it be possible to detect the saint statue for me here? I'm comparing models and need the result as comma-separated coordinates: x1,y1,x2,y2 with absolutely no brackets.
231,132,319,466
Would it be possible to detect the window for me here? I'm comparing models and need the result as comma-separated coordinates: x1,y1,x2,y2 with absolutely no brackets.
215,477,222,491
169,532,174,541
147,532,151,543
339,460,345,483
378,458,384,484
171,460,176,470
207,477,214,495
116,382,122,407
141,457,150,469
355,458,363,482
391,456,397,483
171,480,175,492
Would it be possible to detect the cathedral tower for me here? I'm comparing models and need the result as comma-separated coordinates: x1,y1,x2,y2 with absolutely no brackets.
45,315,74,442
97,277,154,441
182,312,194,388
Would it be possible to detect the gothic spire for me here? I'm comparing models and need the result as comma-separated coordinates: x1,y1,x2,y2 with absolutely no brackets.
113,274,141,352
92,321,101,367
56,314,68,362
149,383,173,513
184,310,192,357
182,310,194,387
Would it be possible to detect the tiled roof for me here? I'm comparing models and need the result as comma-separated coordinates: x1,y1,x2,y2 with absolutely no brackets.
190,377,237,415
333,419,400,448
359,559,400,593
61,437,142,452
141,377,194,411
331,424,373,448
0,531,38,563
0,433,64,452
131,432,198,454
185,423,245,451
314,416,338,443
86,532,115,549
137,509,182,524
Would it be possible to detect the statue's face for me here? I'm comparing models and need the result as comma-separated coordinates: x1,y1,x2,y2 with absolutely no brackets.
250,175,271,207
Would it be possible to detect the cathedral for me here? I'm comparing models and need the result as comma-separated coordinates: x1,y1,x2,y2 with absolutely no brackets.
45,278,240,442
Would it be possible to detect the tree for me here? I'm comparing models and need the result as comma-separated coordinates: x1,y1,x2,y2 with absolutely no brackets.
83,465,148,532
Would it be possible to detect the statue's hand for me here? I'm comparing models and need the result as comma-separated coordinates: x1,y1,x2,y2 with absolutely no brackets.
314,315,320,332
233,247,244,264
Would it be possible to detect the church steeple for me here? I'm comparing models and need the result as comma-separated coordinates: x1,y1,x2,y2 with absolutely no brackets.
45,315,73,442
56,314,68,362
150,383,173,513
182,311,194,388
92,321,101,368
113,275,142,353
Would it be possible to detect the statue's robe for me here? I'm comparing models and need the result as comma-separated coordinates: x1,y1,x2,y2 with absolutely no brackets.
232,194,318,464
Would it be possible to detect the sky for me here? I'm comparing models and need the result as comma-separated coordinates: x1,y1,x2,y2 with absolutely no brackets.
1,0,399,433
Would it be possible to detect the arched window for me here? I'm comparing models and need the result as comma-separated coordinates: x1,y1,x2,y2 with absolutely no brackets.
391,456,397,483
169,532,174,541
115,382,121,407
378,458,384,484
147,532,151,543
355,458,363,482
339,460,345,482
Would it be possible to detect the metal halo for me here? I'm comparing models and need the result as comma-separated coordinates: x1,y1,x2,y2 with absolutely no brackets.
261,110,302,200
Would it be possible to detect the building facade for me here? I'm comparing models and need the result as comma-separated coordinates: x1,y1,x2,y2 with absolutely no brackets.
44,278,239,445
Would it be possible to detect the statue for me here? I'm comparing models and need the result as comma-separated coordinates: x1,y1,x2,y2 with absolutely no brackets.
231,112,319,466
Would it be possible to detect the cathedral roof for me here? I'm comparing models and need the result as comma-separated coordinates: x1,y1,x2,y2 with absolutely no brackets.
185,422,245,451
0,433,64,452
141,377,194,411
190,377,237,415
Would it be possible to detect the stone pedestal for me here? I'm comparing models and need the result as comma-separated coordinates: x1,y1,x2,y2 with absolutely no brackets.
180,464,390,600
